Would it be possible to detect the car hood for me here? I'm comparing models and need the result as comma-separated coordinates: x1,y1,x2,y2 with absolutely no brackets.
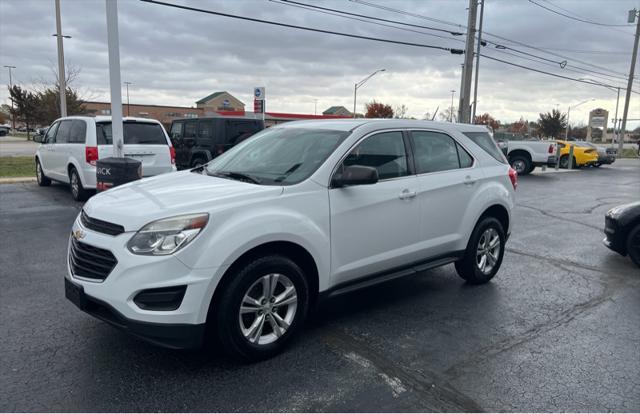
606,201,640,225
83,170,283,231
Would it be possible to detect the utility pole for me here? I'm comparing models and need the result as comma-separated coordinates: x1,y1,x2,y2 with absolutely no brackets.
106,0,124,158
314,99,318,115
619,8,639,155
458,0,477,124
4,65,16,130
450,90,455,122
124,81,131,117
54,0,67,117
471,0,484,121
612,87,620,147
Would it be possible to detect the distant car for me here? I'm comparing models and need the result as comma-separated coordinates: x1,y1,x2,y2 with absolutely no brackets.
34,116,176,201
169,117,264,169
603,201,640,268
33,126,49,142
0,125,10,136
556,140,599,169
572,141,615,167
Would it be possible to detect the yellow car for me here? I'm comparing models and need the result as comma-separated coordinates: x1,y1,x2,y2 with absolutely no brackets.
556,140,599,169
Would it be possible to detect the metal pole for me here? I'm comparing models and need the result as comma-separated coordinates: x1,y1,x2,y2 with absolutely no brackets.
568,144,574,169
353,83,357,118
314,99,317,116
565,106,570,139
106,0,124,158
54,0,67,117
618,9,640,155
4,65,16,130
124,81,131,117
471,0,484,121
458,0,477,124
450,90,455,122
612,87,620,147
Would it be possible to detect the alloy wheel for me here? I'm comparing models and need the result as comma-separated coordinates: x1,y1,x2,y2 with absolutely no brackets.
36,163,42,182
71,173,79,198
238,273,298,345
512,159,525,174
476,227,501,274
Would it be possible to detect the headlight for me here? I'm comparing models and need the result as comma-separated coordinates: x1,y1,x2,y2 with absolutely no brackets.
127,213,209,256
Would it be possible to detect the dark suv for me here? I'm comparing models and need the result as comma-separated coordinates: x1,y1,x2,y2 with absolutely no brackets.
169,117,264,169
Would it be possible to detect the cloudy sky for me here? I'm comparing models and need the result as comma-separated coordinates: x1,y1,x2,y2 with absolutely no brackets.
1,0,638,128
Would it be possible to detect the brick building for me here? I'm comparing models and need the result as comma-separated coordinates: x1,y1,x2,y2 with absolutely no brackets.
83,101,202,126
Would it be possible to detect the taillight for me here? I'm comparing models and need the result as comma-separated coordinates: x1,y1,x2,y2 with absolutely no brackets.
548,144,555,154
169,146,176,164
85,146,98,166
508,167,518,190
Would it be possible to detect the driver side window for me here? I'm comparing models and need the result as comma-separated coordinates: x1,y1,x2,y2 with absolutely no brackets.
44,122,60,144
342,131,408,180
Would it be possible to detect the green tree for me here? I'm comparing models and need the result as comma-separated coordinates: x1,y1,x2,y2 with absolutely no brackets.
35,86,86,125
537,109,567,138
8,85,39,139
365,100,394,118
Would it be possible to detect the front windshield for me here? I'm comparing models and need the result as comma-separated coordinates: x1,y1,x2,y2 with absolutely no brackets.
204,127,350,185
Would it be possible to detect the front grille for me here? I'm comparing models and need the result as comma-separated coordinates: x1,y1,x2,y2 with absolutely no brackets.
81,211,125,236
69,238,118,281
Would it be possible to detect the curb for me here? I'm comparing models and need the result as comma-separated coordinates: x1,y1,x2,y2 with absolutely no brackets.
0,177,37,184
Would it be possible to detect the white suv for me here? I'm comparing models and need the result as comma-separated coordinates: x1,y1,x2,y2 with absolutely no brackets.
35,116,176,200
65,119,516,360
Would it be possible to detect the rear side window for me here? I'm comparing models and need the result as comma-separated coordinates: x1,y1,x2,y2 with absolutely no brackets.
56,120,73,144
225,120,262,145
183,121,197,139
68,120,86,143
169,122,183,139
462,131,507,163
96,122,168,145
198,120,214,140
411,131,469,173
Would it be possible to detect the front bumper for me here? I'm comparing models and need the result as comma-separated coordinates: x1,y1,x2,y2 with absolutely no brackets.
65,278,205,349
603,217,626,255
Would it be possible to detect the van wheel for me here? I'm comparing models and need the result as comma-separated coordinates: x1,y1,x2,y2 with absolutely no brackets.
36,159,51,186
213,255,309,361
69,168,90,201
455,217,505,284
191,157,207,168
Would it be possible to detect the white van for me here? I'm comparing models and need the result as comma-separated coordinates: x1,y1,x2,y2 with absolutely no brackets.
35,116,176,200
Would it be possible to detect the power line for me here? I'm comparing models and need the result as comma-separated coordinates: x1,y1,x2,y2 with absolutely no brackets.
269,0,465,44
140,0,463,53
530,0,635,29
351,0,631,79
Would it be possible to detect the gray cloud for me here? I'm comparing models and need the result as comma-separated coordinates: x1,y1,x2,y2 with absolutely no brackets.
0,0,638,127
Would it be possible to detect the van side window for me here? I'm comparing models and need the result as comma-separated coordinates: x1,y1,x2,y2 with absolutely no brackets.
55,120,73,144
343,131,408,180
411,131,467,173
69,120,87,144
44,122,60,144
170,122,183,139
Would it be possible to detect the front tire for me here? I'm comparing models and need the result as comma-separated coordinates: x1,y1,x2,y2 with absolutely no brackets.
455,217,505,284
213,255,309,361
69,167,90,201
36,159,51,186
626,224,640,268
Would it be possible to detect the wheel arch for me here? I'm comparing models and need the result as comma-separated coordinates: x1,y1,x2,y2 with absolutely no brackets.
508,149,532,162
205,240,320,324
478,203,510,236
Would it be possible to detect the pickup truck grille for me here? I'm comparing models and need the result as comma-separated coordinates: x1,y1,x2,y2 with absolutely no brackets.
81,211,125,236
69,238,118,281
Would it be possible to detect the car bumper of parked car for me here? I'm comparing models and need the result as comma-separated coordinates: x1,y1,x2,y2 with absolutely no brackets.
65,215,222,349
545,155,557,167
603,218,625,255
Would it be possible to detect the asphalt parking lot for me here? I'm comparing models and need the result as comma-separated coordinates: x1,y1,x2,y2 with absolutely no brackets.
1,160,639,412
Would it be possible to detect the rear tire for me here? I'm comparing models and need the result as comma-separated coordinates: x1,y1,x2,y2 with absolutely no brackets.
626,224,640,268
509,155,531,176
69,167,90,201
36,159,51,186
191,156,207,168
455,217,505,284
213,255,310,361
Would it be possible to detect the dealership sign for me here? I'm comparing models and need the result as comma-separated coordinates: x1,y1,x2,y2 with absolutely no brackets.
254,87,265,114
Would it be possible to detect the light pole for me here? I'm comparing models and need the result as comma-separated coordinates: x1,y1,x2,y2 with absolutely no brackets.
353,68,386,118
565,98,595,139
53,0,71,117
313,98,318,116
4,65,16,130
450,90,456,122
618,8,640,155
124,81,132,117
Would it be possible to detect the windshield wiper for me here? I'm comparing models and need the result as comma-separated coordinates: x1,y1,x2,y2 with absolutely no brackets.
209,170,261,184
274,163,302,182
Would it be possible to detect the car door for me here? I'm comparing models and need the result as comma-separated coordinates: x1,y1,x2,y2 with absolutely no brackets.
40,122,62,179
169,121,188,168
409,129,482,257
329,130,421,285
51,120,73,180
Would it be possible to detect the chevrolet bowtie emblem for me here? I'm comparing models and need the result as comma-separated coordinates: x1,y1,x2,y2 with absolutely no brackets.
72,229,86,240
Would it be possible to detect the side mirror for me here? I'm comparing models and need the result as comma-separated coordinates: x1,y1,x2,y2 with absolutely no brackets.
332,165,378,187
33,134,43,143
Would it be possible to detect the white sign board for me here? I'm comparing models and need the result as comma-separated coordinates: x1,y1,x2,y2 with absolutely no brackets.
591,116,605,128
254,87,265,101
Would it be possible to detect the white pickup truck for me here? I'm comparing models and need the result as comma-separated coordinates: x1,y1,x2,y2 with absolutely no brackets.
502,139,558,175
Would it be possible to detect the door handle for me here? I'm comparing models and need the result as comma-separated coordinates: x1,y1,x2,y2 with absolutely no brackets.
464,175,476,186
399,189,417,200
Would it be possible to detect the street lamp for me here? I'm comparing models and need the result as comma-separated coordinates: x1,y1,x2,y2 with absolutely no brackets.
4,65,16,130
565,98,595,139
353,69,386,118
450,90,456,122
124,81,132,117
